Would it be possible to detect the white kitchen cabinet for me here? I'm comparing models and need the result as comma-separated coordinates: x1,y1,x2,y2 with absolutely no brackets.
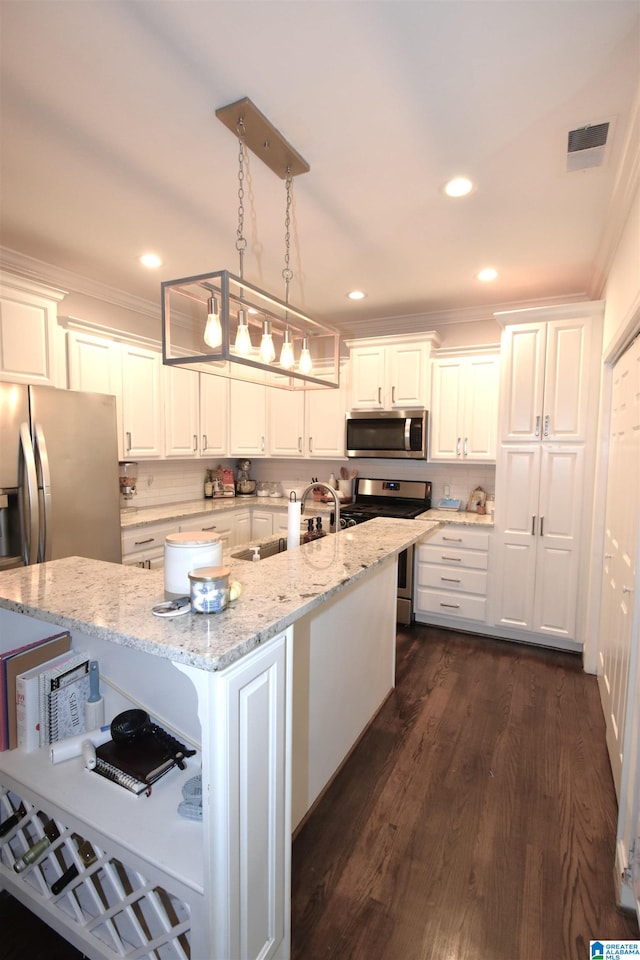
252,510,274,540
305,380,348,458
121,344,163,459
267,388,305,457
349,338,426,410
230,380,267,456
234,509,251,546
499,316,592,443
180,511,235,549
491,444,584,640
0,275,65,387
121,519,179,569
429,353,499,461
200,374,229,457
164,364,200,458
66,329,124,456
0,606,291,960
414,526,491,625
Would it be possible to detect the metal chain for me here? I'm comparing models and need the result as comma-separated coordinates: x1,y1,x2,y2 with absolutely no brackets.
236,120,247,279
282,166,293,305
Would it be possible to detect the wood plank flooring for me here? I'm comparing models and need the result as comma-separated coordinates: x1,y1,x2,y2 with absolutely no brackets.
292,624,639,960
1,624,638,959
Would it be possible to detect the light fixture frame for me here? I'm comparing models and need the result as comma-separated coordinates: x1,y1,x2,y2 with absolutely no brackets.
161,269,341,390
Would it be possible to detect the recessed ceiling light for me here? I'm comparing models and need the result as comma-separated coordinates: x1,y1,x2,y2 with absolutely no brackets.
444,177,474,198
139,253,162,268
347,290,367,301
477,267,498,282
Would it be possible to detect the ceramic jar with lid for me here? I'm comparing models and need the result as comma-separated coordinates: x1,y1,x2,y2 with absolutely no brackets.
164,531,222,598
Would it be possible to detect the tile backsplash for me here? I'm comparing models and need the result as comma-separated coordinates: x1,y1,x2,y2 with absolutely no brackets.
127,457,495,511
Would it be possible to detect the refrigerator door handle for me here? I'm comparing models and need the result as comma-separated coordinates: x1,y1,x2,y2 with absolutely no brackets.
33,423,53,562
18,422,38,565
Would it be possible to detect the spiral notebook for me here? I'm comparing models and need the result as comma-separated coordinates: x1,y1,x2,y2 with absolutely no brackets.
92,731,182,796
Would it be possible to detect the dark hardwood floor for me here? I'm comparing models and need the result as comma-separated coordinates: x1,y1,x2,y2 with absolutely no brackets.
2,625,638,959
292,624,639,960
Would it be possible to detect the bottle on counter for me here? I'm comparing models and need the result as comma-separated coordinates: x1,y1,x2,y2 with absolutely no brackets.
328,472,337,489
303,518,315,543
204,470,213,499
315,516,326,538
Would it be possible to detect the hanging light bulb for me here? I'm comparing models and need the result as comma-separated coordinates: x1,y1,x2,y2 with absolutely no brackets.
280,328,295,369
234,309,252,355
259,320,276,363
299,336,312,374
204,296,222,349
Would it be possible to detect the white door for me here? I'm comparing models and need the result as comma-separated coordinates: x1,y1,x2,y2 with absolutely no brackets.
387,343,424,408
121,345,163,458
349,346,385,409
598,333,640,796
164,365,199,458
429,359,464,459
200,375,229,456
267,388,304,457
463,355,499,460
305,383,347,458
229,380,266,456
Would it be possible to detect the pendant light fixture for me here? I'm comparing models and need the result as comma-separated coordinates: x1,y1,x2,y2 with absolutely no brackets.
161,97,341,390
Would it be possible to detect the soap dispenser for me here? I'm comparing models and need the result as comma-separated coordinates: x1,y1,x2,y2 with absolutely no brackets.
303,518,315,543
251,546,260,562
315,516,326,538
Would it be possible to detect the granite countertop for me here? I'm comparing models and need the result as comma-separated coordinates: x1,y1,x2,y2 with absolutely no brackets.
421,509,494,526
120,497,335,530
0,517,441,673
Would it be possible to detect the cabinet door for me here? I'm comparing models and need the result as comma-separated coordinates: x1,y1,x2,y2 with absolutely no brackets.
543,319,591,442
0,280,62,386
67,331,124,456
212,631,289,960
164,365,199,458
121,345,163,458
429,359,464,459
349,347,385,409
387,343,424,408
267,389,304,457
491,445,540,630
200,375,229,457
305,383,347,458
251,510,274,541
463,355,499,460
230,380,266,456
532,445,583,638
500,323,546,441
234,510,250,547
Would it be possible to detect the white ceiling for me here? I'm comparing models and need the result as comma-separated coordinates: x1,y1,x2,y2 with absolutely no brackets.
1,0,639,338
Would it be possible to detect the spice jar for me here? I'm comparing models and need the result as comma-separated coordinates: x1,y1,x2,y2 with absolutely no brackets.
188,566,230,614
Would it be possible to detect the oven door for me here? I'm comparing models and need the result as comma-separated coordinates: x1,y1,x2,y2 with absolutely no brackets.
397,544,414,625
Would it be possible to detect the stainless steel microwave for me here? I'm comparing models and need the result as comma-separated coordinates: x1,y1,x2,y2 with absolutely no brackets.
345,409,428,459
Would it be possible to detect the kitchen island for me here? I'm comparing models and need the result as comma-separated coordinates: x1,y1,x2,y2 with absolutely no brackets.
0,517,439,960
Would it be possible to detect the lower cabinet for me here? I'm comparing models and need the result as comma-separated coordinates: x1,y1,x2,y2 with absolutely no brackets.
0,608,291,960
414,526,491,626
120,519,177,569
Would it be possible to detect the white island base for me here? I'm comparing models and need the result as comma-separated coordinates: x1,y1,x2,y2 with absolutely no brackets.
0,535,414,960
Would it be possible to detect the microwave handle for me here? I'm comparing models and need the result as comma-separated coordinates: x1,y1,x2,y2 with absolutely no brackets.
404,418,411,451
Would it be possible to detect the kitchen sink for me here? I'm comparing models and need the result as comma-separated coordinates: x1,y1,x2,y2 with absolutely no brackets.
231,537,288,561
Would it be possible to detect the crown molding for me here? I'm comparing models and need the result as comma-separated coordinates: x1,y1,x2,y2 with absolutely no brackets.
0,247,161,320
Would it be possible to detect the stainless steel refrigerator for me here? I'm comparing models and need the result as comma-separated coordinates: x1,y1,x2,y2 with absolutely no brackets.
0,383,122,569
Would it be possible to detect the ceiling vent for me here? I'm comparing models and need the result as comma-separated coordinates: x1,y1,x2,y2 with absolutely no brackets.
566,121,610,172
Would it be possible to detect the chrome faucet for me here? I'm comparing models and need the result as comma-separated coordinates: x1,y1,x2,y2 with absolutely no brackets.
299,482,340,534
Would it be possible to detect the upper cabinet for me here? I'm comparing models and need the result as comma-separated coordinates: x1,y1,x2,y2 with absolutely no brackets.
267,373,347,459
347,334,440,410
499,316,592,443
229,379,267,456
0,275,66,386
429,352,500,462
121,344,163,458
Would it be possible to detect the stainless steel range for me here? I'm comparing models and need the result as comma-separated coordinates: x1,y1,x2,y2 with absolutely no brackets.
341,478,432,625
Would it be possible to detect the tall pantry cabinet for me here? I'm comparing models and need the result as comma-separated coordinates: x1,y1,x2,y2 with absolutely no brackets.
491,303,603,647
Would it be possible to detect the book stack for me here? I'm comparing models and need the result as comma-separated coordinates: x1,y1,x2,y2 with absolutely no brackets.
0,630,91,752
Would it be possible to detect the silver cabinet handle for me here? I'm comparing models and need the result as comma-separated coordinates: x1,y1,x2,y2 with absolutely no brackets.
392,386,396,404
33,423,52,562
622,586,634,594
531,515,536,535
378,386,382,405
202,524,217,531
440,602,461,609
261,435,265,452
463,437,468,456
543,414,550,438
193,434,198,452
456,437,461,456
309,436,313,453
134,537,155,546
126,431,132,452
202,434,208,450
540,516,544,536
535,416,541,438
443,536,462,542
441,577,461,583
298,436,303,453
441,555,462,562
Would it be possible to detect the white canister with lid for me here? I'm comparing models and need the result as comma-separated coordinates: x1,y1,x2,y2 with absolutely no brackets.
164,531,222,598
